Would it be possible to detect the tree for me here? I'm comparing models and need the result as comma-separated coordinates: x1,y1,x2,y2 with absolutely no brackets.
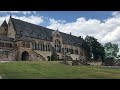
104,42,119,57
84,35,105,62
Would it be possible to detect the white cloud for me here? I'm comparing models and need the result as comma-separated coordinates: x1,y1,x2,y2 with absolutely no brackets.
102,26,120,43
12,15,44,25
0,15,44,26
47,11,120,51
112,11,120,17
0,15,10,25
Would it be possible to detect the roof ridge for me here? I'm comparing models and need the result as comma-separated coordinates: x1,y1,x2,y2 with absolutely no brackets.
11,17,81,38
11,17,55,32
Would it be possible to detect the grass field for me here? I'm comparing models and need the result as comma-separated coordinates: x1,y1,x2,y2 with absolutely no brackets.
0,61,120,79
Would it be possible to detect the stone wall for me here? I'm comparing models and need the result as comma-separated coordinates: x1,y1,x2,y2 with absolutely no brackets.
0,49,16,61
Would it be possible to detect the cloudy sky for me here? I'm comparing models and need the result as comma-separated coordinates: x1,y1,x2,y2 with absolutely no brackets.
0,11,120,53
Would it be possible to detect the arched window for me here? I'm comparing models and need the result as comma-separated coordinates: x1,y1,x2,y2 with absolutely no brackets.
48,45,50,51
45,43,51,51
46,45,47,51
32,42,35,49
43,44,44,51
21,42,25,47
26,42,30,48
56,34,60,38
5,43,7,47
35,43,36,49
64,47,67,53
55,39,61,52
0,42,1,47
38,41,44,51
10,43,12,47
15,44,17,47
2,42,4,47
70,47,73,54
75,49,78,54
38,43,39,50
67,48,69,53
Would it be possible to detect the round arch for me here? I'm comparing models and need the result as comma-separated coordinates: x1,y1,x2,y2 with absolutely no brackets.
21,51,29,61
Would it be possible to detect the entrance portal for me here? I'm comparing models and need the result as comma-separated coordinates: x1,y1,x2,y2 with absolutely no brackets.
21,51,29,61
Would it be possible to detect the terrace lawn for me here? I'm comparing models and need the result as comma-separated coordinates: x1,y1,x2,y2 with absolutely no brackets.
0,61,120,79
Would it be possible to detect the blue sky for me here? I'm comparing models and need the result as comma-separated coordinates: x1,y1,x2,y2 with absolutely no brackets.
0,11,120,48
0,11,113,26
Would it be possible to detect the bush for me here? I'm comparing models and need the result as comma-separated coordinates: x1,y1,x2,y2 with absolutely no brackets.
103,57,115,66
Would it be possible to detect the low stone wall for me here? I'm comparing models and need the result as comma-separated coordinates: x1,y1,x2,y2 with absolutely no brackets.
0,50,16,61
59,61,73,66
87,62,102,66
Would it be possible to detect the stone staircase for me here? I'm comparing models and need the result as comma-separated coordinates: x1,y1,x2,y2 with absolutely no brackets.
78,60,90,65
62,55,72,61
32,50,46,61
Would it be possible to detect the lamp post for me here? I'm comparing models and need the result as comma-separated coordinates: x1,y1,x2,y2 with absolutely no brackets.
64,48,65,61
50,47,52,61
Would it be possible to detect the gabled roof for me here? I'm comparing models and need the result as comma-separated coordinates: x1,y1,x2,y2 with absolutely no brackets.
11,17,84,46
1,20,8,28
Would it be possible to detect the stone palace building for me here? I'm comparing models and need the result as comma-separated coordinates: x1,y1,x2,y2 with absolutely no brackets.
0,16,89,61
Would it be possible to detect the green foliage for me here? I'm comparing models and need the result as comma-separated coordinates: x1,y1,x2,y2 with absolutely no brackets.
85,35,105,62
51,55,57,61
104,42,119,57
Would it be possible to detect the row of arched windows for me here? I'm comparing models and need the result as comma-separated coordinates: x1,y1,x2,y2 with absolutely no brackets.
21,42,30,48
62,48,79,54
32,42,51,51
0,42,12,47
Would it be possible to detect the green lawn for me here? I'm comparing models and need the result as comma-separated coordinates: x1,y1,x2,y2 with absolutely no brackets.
0,61,120,79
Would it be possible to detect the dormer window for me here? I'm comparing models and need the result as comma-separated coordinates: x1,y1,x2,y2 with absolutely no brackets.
46,37,48,39
5,28,7,31
20,31,23,34
56,34,60,38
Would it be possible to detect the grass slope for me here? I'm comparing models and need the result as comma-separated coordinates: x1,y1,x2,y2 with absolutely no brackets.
0,61,120,79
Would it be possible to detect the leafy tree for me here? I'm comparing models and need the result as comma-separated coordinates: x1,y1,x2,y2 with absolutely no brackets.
84,35,105,62
104,42,119,57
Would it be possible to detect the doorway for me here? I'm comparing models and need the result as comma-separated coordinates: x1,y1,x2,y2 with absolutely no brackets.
21,51,29,61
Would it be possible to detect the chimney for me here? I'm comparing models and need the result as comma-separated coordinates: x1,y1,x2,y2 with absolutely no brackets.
70,32,71,35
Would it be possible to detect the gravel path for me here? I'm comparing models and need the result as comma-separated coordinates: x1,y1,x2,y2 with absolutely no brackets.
101,66,120,68
0,61,11,63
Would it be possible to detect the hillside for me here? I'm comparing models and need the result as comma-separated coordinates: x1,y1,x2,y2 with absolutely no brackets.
0,61,120,79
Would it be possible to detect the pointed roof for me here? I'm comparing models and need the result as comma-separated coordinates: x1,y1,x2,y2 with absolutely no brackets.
1,20,8,28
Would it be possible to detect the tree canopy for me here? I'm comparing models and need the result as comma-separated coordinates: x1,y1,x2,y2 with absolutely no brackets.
104,42,119,57
84,35,105,62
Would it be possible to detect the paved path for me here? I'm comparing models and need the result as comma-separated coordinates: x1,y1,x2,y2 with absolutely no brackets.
0,61,11,63
101,66,120,68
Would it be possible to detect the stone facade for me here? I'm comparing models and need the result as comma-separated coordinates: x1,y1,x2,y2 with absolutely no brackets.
0,16,89,61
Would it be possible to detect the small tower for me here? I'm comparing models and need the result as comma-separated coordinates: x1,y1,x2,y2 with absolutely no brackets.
57,27,58,31
1,20,8,28
0,19,8,35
